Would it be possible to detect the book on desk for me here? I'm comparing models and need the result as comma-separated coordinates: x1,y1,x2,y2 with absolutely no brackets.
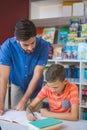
28,118,63,130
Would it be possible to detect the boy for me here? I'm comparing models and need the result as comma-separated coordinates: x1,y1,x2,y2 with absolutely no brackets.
26,64,79,121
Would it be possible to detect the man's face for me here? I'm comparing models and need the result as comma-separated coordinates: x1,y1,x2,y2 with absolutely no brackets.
18,37,36,54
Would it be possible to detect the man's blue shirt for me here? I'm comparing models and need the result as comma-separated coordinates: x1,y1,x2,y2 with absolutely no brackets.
0,37,49,98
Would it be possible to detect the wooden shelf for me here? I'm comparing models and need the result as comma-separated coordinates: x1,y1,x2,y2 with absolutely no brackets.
31,15,87,27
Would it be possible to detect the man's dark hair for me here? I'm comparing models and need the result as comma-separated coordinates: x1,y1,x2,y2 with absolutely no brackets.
46,64,66,82
14,18,36,41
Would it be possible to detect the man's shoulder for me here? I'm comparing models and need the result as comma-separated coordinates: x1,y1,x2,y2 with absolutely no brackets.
9,37,17,43
36,37,50,45
2,37,16,46
0,37,18,54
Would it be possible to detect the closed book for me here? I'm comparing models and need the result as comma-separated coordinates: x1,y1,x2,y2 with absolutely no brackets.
36,27,44,37
28,118,62,130
42,27,56,44
58,30,68,44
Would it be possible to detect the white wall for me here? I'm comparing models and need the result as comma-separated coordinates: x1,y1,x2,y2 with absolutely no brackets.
31,3,40,19
39,4,62,19
30,1,62,19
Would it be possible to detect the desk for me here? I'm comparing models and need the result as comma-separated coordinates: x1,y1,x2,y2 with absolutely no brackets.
0,120,87,130
0,120,29,130
61,120,87,130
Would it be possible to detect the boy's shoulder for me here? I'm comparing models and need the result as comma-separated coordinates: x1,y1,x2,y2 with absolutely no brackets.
66,80,78,90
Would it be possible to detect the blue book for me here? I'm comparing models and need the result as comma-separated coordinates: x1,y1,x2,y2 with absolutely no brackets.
58,30,68,44
28,118,62,130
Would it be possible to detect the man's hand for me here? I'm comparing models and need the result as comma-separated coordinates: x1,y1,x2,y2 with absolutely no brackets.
0,109,4,115
0,105,4,115
0,103,4,115
12,100,26,111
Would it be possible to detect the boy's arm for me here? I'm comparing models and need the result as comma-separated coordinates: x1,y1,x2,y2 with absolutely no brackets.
26,97,41,121
40,104,79,121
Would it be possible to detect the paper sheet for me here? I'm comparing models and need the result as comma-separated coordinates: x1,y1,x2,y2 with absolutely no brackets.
0,110,46,126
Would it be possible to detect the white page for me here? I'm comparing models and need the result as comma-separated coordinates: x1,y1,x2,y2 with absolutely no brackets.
34,112,46,120
0,110,28,125
0,110,46,126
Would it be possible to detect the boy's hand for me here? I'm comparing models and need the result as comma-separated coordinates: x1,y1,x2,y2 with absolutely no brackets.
26,112,37,121
40,108,49,117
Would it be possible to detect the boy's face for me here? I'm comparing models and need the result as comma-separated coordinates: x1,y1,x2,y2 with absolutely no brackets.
47,79,66,95
17,37,36,54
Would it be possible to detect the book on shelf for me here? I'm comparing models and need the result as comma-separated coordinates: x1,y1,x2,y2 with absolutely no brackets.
74,37,86,43
36,27,44,37
81,24,87,32
62,1,75,6
69,18,80,31
53,46,63,60
58,30,68,45
58,26,69,45
62,45,78,60
48,43,54,59
28,118,63,130
42,27,56,44
62,1,73,17
78,43,87,60
68,32,77,43
73,2,84,16
81,24,87,38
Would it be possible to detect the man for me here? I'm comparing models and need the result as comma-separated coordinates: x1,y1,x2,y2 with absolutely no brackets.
0,18,49,115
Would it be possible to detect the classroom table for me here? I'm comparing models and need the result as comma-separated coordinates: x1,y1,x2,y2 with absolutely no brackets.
0,119,87,130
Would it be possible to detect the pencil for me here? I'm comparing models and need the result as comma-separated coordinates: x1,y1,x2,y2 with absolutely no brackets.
25,103,35,116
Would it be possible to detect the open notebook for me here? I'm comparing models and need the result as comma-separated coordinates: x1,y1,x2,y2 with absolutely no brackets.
0,110,45,125
0,110,62,130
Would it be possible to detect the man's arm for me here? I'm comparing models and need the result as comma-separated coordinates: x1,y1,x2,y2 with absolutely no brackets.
14,65,45,110
40,104,79,121
0,65,10,115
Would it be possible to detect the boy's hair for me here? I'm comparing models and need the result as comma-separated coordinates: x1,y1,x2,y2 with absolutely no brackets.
14,18,36,41
46,64,66,82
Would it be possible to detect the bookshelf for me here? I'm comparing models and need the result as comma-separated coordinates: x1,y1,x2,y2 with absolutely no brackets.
30,0,87,120
31,16,87,27
30,0,87,27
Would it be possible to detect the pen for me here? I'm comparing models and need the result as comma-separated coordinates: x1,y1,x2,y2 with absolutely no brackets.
25,103,35,116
